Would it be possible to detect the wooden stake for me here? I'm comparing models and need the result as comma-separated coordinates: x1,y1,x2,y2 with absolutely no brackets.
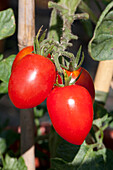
94,60,113,104
20,109,35,170
18,0,35,50
18,0,35,169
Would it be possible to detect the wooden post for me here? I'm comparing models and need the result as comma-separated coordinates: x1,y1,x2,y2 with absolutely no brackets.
18,0,35,50
18,0,35,169
94,60,113,104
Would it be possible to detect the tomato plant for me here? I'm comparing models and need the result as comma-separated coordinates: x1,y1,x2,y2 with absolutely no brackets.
47,85,93,145
11,46,34,71
8,54,56,109
65,67,95,102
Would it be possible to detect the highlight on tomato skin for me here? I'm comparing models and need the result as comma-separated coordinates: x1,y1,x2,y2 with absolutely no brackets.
8,54,56,109
11,46,34,71
47,84,94,145
65,67,95,102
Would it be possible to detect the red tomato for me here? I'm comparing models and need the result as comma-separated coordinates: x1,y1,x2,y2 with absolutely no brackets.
47,85,93,145
8,54,56,109
11,46,34,71
65,67,95,102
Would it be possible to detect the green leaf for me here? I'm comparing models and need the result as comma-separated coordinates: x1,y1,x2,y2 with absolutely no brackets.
50,142,107,170
2,154,27,170
88,2,113,60
17,157,27,170
4,154,18,169
0,55,15,83
0,8,15,40
71,143,106,169
0,82,8,94
56,140,80,162
0,138,7,154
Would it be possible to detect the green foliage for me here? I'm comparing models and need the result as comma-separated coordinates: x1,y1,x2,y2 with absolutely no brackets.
0,55,15,83
0,154,27,170
0,8,15,40
88,2,113,60
49,101,113,170
0,1,113,170
49,140,113,170
0,55,15,94
0,8,15,95
47,1,113,169
0,138,7,154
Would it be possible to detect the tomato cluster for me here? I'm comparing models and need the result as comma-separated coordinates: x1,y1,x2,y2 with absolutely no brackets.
8,46,94,145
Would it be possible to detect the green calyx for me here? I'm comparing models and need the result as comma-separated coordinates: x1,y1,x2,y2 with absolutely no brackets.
63,69,83,86
33,26,55,58
69,46,84,72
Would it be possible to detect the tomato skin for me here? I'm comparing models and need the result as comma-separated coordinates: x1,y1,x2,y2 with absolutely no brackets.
47,85,93,145
65,67,95,102
11,46,34,71
8,54,56,109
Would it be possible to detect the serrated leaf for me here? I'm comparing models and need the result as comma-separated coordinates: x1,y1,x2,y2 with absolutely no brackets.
0,55,15,83
0,8,15,40
88,2,113,60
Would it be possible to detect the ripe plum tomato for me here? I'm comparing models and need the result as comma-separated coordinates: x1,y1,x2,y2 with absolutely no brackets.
11,46,34,71
8,54,56,109
47,85,93,145
65,67,95,102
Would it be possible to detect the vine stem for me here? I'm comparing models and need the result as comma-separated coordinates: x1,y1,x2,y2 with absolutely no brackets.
18,0,35,169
